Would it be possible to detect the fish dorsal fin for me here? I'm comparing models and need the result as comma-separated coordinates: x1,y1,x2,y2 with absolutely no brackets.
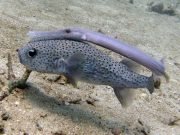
120,59,140,72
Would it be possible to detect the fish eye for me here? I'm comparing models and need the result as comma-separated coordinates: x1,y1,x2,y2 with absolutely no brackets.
28,48,37,57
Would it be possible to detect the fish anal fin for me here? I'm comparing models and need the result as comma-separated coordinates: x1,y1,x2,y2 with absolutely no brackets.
113,87,135,108
65,74,78,88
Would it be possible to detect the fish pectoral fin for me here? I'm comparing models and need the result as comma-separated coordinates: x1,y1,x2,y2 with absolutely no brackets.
54,58,67,73
65,53,84,88
113,87,135,108
53,53,83,88
65,74,78,88
67,53,84,71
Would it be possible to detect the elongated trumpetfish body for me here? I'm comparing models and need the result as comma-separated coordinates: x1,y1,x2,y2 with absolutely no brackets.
27,28,169,81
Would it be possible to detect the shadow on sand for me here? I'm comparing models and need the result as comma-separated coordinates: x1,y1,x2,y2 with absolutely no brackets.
22,83,128,131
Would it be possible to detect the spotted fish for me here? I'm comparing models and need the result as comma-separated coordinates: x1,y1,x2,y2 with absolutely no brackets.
18,40,157,107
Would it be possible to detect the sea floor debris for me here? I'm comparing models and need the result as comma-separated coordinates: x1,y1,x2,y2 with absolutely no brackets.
0,53,32,101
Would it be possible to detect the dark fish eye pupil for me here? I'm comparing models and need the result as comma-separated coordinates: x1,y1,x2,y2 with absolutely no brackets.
28,49,37,57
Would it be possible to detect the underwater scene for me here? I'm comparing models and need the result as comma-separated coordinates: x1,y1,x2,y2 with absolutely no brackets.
0,0,180,134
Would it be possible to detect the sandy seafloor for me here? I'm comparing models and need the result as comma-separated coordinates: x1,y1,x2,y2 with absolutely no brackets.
0,0,180,135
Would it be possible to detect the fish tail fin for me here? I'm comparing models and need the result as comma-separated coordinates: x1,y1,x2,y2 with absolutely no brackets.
147,74,155,94
113,74,161,107
160,58,170,82
146,58,169,93
147,73,162,94
164,72,170,82
113,87,135,108
121,58,164,94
